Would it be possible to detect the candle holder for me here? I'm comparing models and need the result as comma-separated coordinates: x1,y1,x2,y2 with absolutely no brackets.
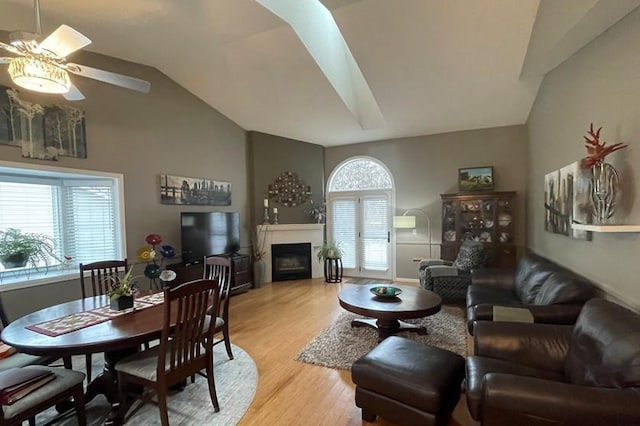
272,211,279,225
263,207,270,225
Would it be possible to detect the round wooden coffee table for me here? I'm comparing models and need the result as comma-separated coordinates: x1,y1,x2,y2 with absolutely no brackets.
338,284,442,340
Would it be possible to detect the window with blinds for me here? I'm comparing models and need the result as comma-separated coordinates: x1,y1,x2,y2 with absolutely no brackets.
0,164,124,284
331,198,357,269
362,196,389,271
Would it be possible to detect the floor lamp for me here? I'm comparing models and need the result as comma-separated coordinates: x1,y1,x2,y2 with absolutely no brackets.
393,208,432,258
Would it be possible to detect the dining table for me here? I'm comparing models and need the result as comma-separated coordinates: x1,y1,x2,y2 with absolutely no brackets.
0,292,168,425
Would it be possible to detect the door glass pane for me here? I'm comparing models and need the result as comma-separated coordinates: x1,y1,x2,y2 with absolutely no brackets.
331,198,356,269
362,196,388,271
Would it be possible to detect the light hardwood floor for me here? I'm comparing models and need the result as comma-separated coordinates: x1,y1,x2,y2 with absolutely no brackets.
228,278,478,426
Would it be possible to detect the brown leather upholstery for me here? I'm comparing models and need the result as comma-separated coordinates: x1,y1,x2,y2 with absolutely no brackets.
466,298,640,425
467,253,596,334
351,336,464,426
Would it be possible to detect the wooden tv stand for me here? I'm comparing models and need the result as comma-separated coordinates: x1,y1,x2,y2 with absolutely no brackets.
167,254,252,294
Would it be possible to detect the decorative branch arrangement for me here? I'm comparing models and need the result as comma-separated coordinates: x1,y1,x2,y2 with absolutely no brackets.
583,123,627,167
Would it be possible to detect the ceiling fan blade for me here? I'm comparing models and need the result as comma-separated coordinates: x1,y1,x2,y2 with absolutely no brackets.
66,62,151,93
63,83,85,101
38,25,91,58
0,41,21,56
0,57,11,64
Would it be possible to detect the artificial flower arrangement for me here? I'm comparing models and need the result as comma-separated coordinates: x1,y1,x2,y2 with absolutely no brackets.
583,123,628,168
108,234,177,310
135,234,177,289
305,199,326,224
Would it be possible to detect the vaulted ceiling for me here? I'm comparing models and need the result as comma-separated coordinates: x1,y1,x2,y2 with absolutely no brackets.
0,0,638,146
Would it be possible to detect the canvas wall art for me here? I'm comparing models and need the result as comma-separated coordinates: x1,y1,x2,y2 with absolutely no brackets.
0,86,86,160
458,166,494,192
544,161,591,240
160,174,231,206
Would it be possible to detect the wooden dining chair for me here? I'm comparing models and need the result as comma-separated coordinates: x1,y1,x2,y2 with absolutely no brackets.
203,255,234,360
115,279,221,425
0,295,61,371
78,259,128,382
0,366,86,426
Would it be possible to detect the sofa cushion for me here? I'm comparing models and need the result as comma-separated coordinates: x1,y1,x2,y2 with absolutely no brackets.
466,355,567,420
513,254,555,304
533,270,595,305
467,284,521,308
566,299,640,388
452,240,486,270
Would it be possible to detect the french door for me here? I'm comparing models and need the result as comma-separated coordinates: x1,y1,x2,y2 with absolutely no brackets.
328,191,391,279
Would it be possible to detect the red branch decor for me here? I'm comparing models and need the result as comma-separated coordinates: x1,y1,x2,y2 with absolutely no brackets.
583,123,627,168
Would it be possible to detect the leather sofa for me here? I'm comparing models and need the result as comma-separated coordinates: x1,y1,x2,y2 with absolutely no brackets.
466,298,640,425
466,253,596,334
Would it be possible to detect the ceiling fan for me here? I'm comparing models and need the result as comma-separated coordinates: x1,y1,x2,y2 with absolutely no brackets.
0,0,150,101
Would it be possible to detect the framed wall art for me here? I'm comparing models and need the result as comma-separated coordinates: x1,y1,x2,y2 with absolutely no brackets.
458,166,494,192
160,174,231,206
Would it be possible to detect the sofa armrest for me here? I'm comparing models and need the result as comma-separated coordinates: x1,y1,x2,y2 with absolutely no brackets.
471,268,515,290
474,321,572,372
472,303,584,324
481,373,640,426
526,303,584,324
419,259,451,270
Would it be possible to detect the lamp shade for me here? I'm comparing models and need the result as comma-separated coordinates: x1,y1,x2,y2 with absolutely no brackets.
393,215,416,228
8,57,71,94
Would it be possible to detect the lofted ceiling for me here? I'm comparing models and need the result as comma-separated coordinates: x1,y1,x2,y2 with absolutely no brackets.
0,0,638,146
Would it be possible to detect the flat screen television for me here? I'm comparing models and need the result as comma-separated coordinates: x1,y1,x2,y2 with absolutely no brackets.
180,212,240,264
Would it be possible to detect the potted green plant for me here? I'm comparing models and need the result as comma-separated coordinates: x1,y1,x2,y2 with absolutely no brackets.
0,228,58,269
107,266,137,311
317,241,343,262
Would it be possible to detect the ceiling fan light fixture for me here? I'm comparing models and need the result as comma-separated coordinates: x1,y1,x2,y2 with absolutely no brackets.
8,56,70,94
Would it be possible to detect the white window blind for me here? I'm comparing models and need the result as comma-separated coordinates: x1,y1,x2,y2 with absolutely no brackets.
361,196,388,271
63,182,117,264
0,164,124,284
331,197,357,269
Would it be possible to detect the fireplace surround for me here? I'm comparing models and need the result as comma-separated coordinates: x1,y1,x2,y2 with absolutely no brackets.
257,224,324,283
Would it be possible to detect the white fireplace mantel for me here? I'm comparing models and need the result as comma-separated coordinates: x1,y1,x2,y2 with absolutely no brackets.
257,224,324,282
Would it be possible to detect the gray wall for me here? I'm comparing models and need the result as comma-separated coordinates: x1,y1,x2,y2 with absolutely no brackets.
527,8,640,308
248,131,325,227
0,48,248,320
325,125,528,279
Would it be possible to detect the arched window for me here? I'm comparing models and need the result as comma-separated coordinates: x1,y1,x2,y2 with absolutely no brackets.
326,157,394,280
328,158,392,192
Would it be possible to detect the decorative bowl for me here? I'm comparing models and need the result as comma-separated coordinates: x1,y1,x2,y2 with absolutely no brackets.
370,286,402,298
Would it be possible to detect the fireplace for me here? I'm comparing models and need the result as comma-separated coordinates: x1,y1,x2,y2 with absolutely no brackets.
271,243,312,282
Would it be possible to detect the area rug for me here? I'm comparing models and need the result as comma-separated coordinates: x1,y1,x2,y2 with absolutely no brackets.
38,343,257,425
296,306,466,370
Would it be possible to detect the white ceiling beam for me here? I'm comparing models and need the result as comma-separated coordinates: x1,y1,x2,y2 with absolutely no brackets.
256,0,385,130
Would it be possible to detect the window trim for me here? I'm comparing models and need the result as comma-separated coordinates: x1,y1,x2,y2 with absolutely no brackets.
0,160,127,291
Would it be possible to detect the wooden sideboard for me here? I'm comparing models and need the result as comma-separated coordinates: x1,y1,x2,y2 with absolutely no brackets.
167,254,252,294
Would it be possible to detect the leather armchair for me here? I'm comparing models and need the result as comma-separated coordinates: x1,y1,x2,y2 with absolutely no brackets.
419,240,486,302
466,298,640,425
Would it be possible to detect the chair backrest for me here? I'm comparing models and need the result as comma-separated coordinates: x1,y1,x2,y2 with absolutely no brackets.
565,298,640,388
203,256,232,320
157,279,221,382
79,259,129,298
452,240,486,271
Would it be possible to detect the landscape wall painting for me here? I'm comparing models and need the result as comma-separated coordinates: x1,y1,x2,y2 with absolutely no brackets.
0,86,86,161
160,174,232,206
544,161,591,241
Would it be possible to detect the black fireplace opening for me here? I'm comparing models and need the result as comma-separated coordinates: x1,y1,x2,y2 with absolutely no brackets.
271,242,312,282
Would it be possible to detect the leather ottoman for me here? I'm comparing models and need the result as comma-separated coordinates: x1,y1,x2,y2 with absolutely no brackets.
351,336,465,426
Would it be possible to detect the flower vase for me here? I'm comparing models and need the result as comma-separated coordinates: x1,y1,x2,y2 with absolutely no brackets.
253,258,265,289
590,161,619,224
110,295,134,311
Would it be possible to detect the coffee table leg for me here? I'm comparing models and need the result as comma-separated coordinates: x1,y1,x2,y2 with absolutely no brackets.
351,318,427,341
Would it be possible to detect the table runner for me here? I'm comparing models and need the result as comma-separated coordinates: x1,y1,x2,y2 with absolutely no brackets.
26,293,165,337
